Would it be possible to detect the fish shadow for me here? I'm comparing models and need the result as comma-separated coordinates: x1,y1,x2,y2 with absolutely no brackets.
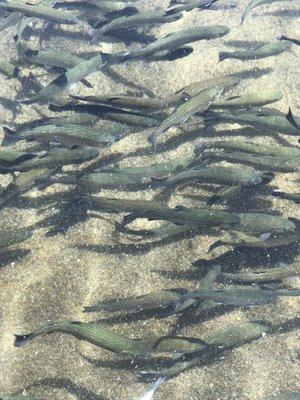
260,9,300,19
224,40,267,49
0,249,30,268
229,67,273,80
29,377,108,400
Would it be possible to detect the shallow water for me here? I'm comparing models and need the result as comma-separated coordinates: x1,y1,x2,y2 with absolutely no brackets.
0,0,299,399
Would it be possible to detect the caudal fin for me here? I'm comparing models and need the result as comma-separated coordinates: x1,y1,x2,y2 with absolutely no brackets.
218,52,228,62
14,333,33,347
1,126,17,146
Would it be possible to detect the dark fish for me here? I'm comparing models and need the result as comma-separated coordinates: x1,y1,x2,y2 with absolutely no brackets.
221,261,300,283
271,190,300,204
204,109,300,135
0,1,79,24
144,46,194,62
212,89,283,109
219,41,291,62
0,147,99,173
167,0,218,14
14,320,149,357
0,149,36,166
198,149,300,173
278,35,300,46
3,123,126,147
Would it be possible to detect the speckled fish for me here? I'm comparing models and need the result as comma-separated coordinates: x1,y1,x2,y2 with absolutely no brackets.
0,147,99,173
204,109,300,135
0,226,33,249
271,190,300,204
0,61,19,78
219,41,291,62
165,164,273,187
0,1,79,24
14,320,149,357
91,10,183,42
143,46,194,62
0,168,55,210
17,42,85,70
70,94,168,110
149,86,223,147
278,35,300,46
84,288,186,313
49,103,160,127
124,205,240,229
209,229,300,250
165,75,239,106
118,25,230,62
207,185,247,205
167,0,218,14
86,1,138,13
197,139,300,157
20,54,104,104
137,377,165,400
241,0,287,24
221,261,300,283
212,89,283,109
199,149,300,173
3,123,126,147
234,212,296,235
0,149,36,167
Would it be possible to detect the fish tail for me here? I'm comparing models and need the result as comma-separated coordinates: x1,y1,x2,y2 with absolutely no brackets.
14,333,33,347
1,126,17,146
218,52,228,62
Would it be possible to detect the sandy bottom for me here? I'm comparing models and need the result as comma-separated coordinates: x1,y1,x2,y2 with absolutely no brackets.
0,0,299,399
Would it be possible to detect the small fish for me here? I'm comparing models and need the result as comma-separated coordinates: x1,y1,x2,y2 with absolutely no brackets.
167,0,218,14
199,149,300,173
0,61,19,78
143,46,194,62
278,35,300,46
3,123,126,147
0,149,36,166
14,320,149,357
235,212,296,235
20,54,104,104
205,109,300,135
241,0,287,24
137,378,166,400
212,89,283,109
0,1,79,24
91,10,182,42
118,25,230,62
221,261,300,283
219,41,291,62
0,147,99,173
197,139,300,157
149,86,223,147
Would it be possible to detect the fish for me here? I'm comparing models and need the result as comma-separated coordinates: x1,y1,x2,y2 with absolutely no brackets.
91,10,183,42
278,35,300,46
211,89,283,109
271,190,300,203
221,261,300,283
0,61,19,78
0,227,33,249
20,54,105,104
234,212,296,235
136,378,165,400
3,123,126,147
219,41,291,61
14,320,149,357
241,0,287,24
207,185,248,205
0,1,79,24
165,164,274,187
149,86,223,147
197,139,300,157
167,0,218,14
198,149,300,173
0,149,36,166
143,46,194,62
49,103,160,127
117,25,230,62
0,396,39,400
0,147,99,173
204,109,300,135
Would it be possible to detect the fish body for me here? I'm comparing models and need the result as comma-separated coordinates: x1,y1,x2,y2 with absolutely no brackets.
278,35,300,46
0,1,79,24
241,0,286,23
0,149,36,166
271,190,300,203
212,89,283,109
14,320,149,357
0,147,99,173
219,41,291,61
205,109,300,135
149,86,223,146
167,0,218,13
236,212,296,235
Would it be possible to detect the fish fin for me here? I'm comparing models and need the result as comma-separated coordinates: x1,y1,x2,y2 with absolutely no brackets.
1,126,17,146
286,107,299,128
218,52,228,62
81,78,93,88
14,333,32,347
